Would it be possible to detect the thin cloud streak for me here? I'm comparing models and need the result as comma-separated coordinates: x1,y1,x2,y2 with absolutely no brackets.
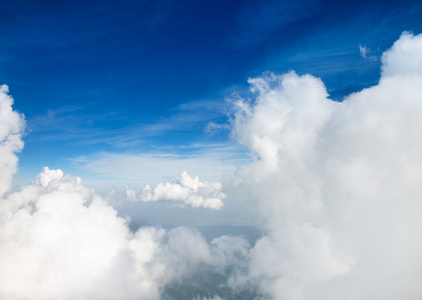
25,98,228,149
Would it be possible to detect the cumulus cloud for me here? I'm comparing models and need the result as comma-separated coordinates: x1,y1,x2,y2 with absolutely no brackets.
125,171,225,210
228,32,422,299
0,84,25,196
381,31,422,77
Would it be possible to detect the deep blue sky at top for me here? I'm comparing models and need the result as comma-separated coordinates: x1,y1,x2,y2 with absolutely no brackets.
1,0,422,183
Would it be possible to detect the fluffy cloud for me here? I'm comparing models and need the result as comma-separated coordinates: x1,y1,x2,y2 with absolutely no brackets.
228,32,422,299
0,85,25,196
0,166,246,299
381,31,422,77
125,171,225,210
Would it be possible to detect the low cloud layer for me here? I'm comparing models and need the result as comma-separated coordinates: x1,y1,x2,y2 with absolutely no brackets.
125,171,225,210
2,32,422,300
0,167,246,299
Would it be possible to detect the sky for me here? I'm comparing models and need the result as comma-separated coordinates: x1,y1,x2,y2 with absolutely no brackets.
2,1,422,299
1,0,421,187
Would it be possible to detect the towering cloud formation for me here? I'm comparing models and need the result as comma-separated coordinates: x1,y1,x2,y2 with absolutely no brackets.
229,32,422,299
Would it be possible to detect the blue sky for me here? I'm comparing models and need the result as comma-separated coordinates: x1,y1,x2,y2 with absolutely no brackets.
2,0,422,188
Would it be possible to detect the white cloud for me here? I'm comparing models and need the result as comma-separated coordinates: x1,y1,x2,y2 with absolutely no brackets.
359,44,378,61
125,171,225,210
1,167,159,299
228,32,422,299
381,31,422,77
359,44,368,58
0,167,247,299
0,84,25,196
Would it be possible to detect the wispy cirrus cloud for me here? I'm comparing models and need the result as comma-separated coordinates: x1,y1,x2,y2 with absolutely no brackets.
26,98,229,149
359,44,379,61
